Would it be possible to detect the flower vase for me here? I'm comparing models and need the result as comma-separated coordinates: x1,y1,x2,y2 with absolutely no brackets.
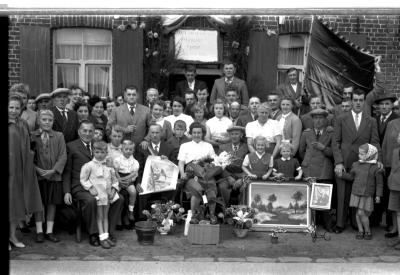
233,228,249,238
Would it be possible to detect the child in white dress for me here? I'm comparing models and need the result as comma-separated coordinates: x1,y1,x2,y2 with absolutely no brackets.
80,141,119,249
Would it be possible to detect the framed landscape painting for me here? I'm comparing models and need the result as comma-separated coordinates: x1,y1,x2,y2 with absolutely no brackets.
248,182,311,232
140,156,179,195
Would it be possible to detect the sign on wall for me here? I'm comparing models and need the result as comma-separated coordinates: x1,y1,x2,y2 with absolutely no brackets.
174,29,219,62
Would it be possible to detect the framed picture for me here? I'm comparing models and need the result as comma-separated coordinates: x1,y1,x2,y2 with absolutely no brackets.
248,182,311,232
140,156,179,195
309,183,333,210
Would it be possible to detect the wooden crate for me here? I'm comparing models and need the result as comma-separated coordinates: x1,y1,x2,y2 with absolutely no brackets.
188,223,220,245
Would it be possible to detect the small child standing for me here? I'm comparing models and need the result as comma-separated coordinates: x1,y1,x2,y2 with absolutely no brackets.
242,136,273,180
166,120,191,165
341,143,383,240
113,140,140,227
273,142,303,180
387,133,400,249
80,141,119,249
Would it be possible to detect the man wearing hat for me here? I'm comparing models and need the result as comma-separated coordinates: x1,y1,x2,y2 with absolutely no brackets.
217,125,248,206
35,93,52,111
50,88,79,143
299,108,335,231
301,95,334,130
370,93,398,228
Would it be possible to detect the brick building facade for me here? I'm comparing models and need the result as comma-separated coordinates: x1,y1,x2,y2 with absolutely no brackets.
8,13,400,100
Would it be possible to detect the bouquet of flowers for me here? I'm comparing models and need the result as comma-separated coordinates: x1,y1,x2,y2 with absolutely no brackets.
212,151,234,169
142,201,185,233
224,205,258,229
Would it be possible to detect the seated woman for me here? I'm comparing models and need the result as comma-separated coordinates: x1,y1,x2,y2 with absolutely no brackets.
178,122,222,224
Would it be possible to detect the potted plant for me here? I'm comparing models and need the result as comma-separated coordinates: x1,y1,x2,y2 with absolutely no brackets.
225,205,258,238
142,201,185,235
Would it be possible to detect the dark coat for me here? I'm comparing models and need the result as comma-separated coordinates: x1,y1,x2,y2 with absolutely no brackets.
332,111,381,169
62,139,93,195
218,142,249,168
210,77,249,105
299,126,334,180
174,79,207,99
388,148,400,191
342,162,383,197
50,106,79,143
300,112,335,130
276,81,309,115
236,111,257,127
375,112,399,146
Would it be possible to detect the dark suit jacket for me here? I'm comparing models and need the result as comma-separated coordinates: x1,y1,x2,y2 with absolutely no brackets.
332,111,381,169
375,112,399,145
136,141,175,183
210,77,249,105
276,81,309,115
218,142,248,168
174,79,207,99
51,106,79,143
62,139,92,195
106,103,151,147
236,111,257,127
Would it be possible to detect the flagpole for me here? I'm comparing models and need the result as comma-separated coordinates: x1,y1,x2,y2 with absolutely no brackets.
302,15,315,98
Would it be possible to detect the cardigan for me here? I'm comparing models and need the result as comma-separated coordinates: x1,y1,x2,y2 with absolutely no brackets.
342,162,383,197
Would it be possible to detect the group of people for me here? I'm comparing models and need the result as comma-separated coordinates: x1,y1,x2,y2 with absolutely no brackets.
8,59,400,251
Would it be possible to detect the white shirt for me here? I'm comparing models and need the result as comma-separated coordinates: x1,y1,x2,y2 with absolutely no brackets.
165,113,194,134
188,81,195,90
381,111,392,123
107,143,123,161
206,116,233,140
113,155,139,174
127,103,136,113
178,140,216,164
291,83,298,93
246,119,282,143
351,110,362,128
151,142,161,152
225,77,234,84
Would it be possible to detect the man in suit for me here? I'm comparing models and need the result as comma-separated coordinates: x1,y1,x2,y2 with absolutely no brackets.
50,88,79,143
144,88,159,109
236,97,260,127
277,67,309,116
301,95,334,130
370,93,399,228
332,88,382,234
175,65,207,99
217,126,249,206
267,92,282,120
62,120,124,246
106,85,151,152
210,61,249,105
135,124,176,220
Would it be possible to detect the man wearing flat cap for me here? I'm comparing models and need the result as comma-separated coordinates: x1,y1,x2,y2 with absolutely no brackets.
217,125,249,206
299,108,335,231
35,93,52,111
50,88,79,143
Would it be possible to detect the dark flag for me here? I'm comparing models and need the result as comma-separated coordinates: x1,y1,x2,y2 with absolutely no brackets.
304,17,375,111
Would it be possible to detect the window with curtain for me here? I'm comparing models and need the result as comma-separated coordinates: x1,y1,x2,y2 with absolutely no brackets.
277,34,308,85
53,28,112,98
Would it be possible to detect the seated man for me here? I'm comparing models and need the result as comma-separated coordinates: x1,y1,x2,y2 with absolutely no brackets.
216,126,248,206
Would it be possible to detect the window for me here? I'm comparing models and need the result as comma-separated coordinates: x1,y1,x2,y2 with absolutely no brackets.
53,28,112,98
277,34,309,85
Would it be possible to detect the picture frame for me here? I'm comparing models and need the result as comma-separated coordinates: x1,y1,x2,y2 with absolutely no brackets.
248,182,311,232
140,156,179,195
309,183,333,210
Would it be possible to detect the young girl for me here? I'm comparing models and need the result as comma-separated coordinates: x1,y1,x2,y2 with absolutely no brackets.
80,141,119,249
32,110,67,243
341,143,383,240
272,142,303,180
387,133,400,249
113,140,140,227
242,136,273,180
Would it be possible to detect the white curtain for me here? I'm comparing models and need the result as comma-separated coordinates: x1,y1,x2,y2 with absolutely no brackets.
87,65,110,98
57,65,79,88
278,34,306,66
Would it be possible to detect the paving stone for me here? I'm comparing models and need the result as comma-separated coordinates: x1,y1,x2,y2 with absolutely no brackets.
184,257,215,262
218,257,246,262
57,256,80,261
315,258,348,263
348,257,380,263
153,255,184,261
16,254,53,260
82,255,105,261
120,256,146,261
278,257,312,263
378,256,400,262
246,257,277,263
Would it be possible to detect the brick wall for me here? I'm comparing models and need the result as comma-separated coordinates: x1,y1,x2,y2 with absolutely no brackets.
8,14,400,95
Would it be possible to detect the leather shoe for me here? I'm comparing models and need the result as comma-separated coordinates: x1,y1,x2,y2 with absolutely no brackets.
385,231,399,238
109,234,117,243
35,232,45,243
45,233,60,243
333,226,344,234
100,239,111,249
106,238,116,247
89,234,100,246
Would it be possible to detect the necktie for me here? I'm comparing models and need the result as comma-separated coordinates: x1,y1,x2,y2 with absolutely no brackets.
355,113,360,130
130,106,135,116
316,130,321,141
253,114,258,121
381,116,385,124
41,131,49,147
233,145,238,156
154,145,159,153
86,143,92,157
61,110,68,122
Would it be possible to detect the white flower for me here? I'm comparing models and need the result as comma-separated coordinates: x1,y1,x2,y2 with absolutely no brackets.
153,32,159,38
139,22,146,29
212,151,232,169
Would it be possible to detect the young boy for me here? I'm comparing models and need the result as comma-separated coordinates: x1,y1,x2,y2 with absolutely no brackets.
93,125,105,142
166,120,191,165
273,142,303,180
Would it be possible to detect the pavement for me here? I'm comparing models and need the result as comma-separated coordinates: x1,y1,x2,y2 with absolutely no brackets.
9,224,400,274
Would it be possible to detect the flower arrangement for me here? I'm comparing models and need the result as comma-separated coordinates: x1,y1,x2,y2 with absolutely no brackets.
142,201,185,232
212,151,234,169
224,205,258,229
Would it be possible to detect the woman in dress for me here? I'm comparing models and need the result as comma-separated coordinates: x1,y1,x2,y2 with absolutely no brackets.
9,94,44,249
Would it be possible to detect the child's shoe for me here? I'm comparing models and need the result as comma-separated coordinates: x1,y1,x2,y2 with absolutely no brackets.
100,239,111,249
364,232,372,240
355,231,364,239
105,238,116,247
